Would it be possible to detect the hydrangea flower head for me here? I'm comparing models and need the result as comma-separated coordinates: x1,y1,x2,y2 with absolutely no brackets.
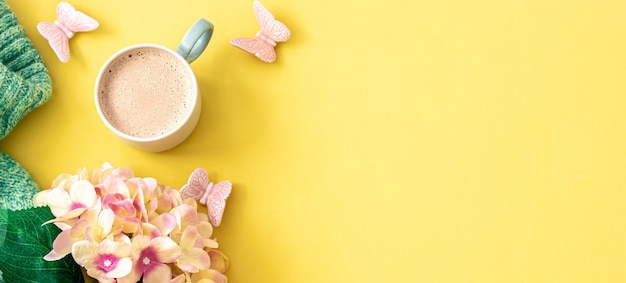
36,163,230,283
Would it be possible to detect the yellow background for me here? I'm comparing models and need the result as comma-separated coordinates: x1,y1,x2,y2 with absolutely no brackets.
4,0,626,282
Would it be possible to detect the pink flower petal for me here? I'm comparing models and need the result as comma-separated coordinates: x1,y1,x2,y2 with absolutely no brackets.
48,229,73,259
151,212,177,236
164,187,184,206
125,177,151,199
177,248,210,273
101,193,121,208
101,176,130,198
115,214,142,234
208,250,229,273
43,249,66,261
143,177,158,193
53,221,72,231
113,168,135,180
157,193,175,214
134,197,149,221
209,271,228,283
142,222,162,238
109,199,136,216
171,204,198,232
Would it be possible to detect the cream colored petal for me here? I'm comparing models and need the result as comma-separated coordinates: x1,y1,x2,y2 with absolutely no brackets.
71,240,98,266
180,226,199,249
78,167,89,181
197,212,209,223
41,208,85,226
197,221,214,240
51,173,76,189
87,268,115,283
100,238,131,258
204,238,219,249
98,208,115,235
170,274,186,283
33,190,50,207
70,180,97,207
106,257,133,278
143,263,172,283
191,269,226,283
131,235,152,259
46,187,73,216
152,237,182,263
116,268,143,283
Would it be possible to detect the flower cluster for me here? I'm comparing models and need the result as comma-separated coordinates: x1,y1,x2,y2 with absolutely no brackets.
33,163,229,283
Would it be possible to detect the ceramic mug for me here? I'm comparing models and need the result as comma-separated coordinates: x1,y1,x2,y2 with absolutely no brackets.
94,19,213,152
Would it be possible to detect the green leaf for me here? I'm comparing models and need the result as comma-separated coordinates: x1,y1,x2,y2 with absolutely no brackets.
0,206,83,282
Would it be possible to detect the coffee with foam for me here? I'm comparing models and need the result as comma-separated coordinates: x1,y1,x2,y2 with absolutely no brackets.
97,47,192,138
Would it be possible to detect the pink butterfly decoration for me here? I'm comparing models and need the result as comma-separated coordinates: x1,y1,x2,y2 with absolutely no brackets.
230,0,291,63
37,2,99,63
180,168,232,227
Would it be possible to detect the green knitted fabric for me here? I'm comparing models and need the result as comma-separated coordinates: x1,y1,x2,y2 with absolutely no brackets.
0,0,52,211
0,1,83,282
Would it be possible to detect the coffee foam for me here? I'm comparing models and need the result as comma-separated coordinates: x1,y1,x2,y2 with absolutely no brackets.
98,47,192,138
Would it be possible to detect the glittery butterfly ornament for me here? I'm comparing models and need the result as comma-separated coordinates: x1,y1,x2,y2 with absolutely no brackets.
37,2,99,63
180,168,232,227
230,0,291,63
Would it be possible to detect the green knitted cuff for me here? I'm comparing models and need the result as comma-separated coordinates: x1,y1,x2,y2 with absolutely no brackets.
0,0,52,210
0,2,81,282
0,0,52,140
0,152,39,210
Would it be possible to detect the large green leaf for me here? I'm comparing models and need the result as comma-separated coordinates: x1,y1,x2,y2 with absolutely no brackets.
0,206,83,282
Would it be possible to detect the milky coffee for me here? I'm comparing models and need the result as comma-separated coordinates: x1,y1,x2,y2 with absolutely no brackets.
98,47,191,138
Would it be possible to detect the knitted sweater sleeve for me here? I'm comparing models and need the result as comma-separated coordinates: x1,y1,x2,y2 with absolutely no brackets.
0,3,52,140
0,2,82,282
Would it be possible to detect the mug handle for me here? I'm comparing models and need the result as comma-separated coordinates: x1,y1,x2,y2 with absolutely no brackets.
176,18,214,63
